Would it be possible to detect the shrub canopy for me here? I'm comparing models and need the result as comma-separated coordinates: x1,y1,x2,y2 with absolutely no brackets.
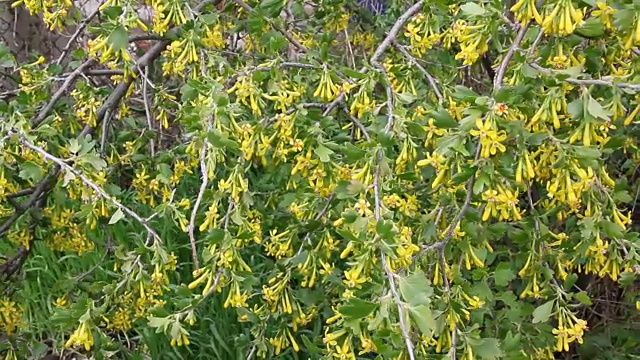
1,0,639,359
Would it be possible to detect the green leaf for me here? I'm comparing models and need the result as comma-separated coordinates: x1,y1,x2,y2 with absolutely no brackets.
342,143,367,162
208,131,240,150
0,43,16,67
62,170,76,186
493,263,516,287
600,220,624,238
522,63,539,78
81,153,107,171
613,8,635,29
460,3,486,16
109,208,125,225
573,146,601,160
408,305,435,336
107,26,129,51
451,85,479,102
314,144,334,162
575,17,606,38
563,273,579,289
618,271,636,286
613,190,632,203
339,67,368,79
399,271,433,307
603,135,626,149
148,316,170,330
68,139,81,154
451,165,476,185
376,219,394,240
338,298,378,320
19,161,44,182
587,96,613,120
430,109,458,129
532,300,555,324
472,338,504,360
261,30,288,52
258,0,286,16
574,291,592,305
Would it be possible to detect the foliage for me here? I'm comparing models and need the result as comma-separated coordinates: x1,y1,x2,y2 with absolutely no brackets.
1,0,640,359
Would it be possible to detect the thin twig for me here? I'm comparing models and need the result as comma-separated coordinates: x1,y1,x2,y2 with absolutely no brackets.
373,149,415,360
295,194,335,256
366,4,428,359
56,2,104,65
529,63,640,90
432,144,481,360
18,133,163,244
225,61,318,87
420,144,482,254
393,41,443,103
31,59,95,128
370,0,424,65
188,115,214,271
323,92,345,116
261,102,326,125
494,21,531,90
231,0,306,52
342,106,372,141
527,29,545,57
439,245,456,358
142,66,156,157
0,172,56,236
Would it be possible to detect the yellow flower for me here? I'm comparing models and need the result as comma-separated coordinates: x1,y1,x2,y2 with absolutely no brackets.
65,321,94,351
0,298,22,334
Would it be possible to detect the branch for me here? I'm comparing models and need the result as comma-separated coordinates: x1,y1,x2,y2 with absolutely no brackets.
225,61,318,87
342,106,372,141
370,0,425,65
17,134,163,245
56,2,104,65
420,143,482,254
372,148,415,360
79,39,170,139
0,172,57,236
231,0,307,52
494,21,531,90
529,63,640,90
365,5,430,359
142,66,156,157
187,114,214,271
393,41,443,103
31,59,96,129
295,194,335,256
260,102,326,125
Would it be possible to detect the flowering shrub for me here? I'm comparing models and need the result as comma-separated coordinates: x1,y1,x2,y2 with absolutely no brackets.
1,0,639,359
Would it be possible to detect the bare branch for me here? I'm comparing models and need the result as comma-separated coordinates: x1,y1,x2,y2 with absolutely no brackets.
372,147,415,360
494,21,531,90
0,172,56,236
393,41,443,103
420,143,482,254
231,0,307,52
17,133,163,245
527,29,545,57
31,59,95,129
143,66,156,157
370,1,425,65
187,114,214,271
56,2,104,65
342,106,372,141
529,63,640,91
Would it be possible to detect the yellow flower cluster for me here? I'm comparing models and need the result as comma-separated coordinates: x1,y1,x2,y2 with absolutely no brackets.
0,298,22,335
404,13,442,57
